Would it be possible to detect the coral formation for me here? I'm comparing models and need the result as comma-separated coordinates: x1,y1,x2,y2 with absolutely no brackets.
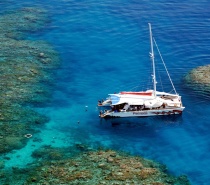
28,149,190,185
0,7,49,39
184,65,210,93
0,7,59,154
1,148,189,185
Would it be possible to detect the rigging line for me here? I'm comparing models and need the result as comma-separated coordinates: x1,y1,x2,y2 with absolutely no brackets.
168,89,175,94
130,86,139,91
153,38,178,95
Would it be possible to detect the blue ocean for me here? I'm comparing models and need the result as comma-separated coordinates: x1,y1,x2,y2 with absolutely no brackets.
1,0,210,184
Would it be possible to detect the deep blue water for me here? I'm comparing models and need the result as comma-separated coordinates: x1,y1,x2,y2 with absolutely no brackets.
1,1,210,184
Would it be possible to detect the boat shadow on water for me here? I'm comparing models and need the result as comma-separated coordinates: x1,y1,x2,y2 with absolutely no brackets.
95,115,184,141
100,114,183,127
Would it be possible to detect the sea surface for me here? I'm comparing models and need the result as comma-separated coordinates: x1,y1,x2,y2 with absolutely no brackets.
1,0,210,184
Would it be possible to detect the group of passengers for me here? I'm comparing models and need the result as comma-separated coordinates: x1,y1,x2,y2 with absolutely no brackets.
110,104,145,112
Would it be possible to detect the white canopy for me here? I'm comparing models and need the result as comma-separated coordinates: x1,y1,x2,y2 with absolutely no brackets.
110,94,146,105
109,92,177,107
144,98,164,108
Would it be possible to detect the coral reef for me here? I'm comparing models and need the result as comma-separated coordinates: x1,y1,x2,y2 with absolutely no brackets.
184,65,210,93
0,7,59,154
1,148,189,185
0,7,49,39
28,149,189,184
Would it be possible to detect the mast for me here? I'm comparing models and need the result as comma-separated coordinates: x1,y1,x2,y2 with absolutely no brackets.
148,23,156,97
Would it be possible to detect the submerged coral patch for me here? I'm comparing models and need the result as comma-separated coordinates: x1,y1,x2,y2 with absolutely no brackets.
0,147,190,184
0,7,59,154
0,7,49,39
14,149,189,185
184,65,210,94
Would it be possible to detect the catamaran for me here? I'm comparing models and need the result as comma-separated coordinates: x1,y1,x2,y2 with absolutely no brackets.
98,23,185,118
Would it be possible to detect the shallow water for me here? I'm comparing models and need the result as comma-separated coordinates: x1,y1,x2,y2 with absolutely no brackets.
1,0,210,184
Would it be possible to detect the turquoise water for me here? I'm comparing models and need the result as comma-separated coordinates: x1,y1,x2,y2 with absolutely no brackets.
1,0,210,184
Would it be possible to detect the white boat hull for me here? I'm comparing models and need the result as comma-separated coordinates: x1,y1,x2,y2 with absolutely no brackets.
100,107,184,118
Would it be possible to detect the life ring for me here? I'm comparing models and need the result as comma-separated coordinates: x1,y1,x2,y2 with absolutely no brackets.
24,134,32,138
